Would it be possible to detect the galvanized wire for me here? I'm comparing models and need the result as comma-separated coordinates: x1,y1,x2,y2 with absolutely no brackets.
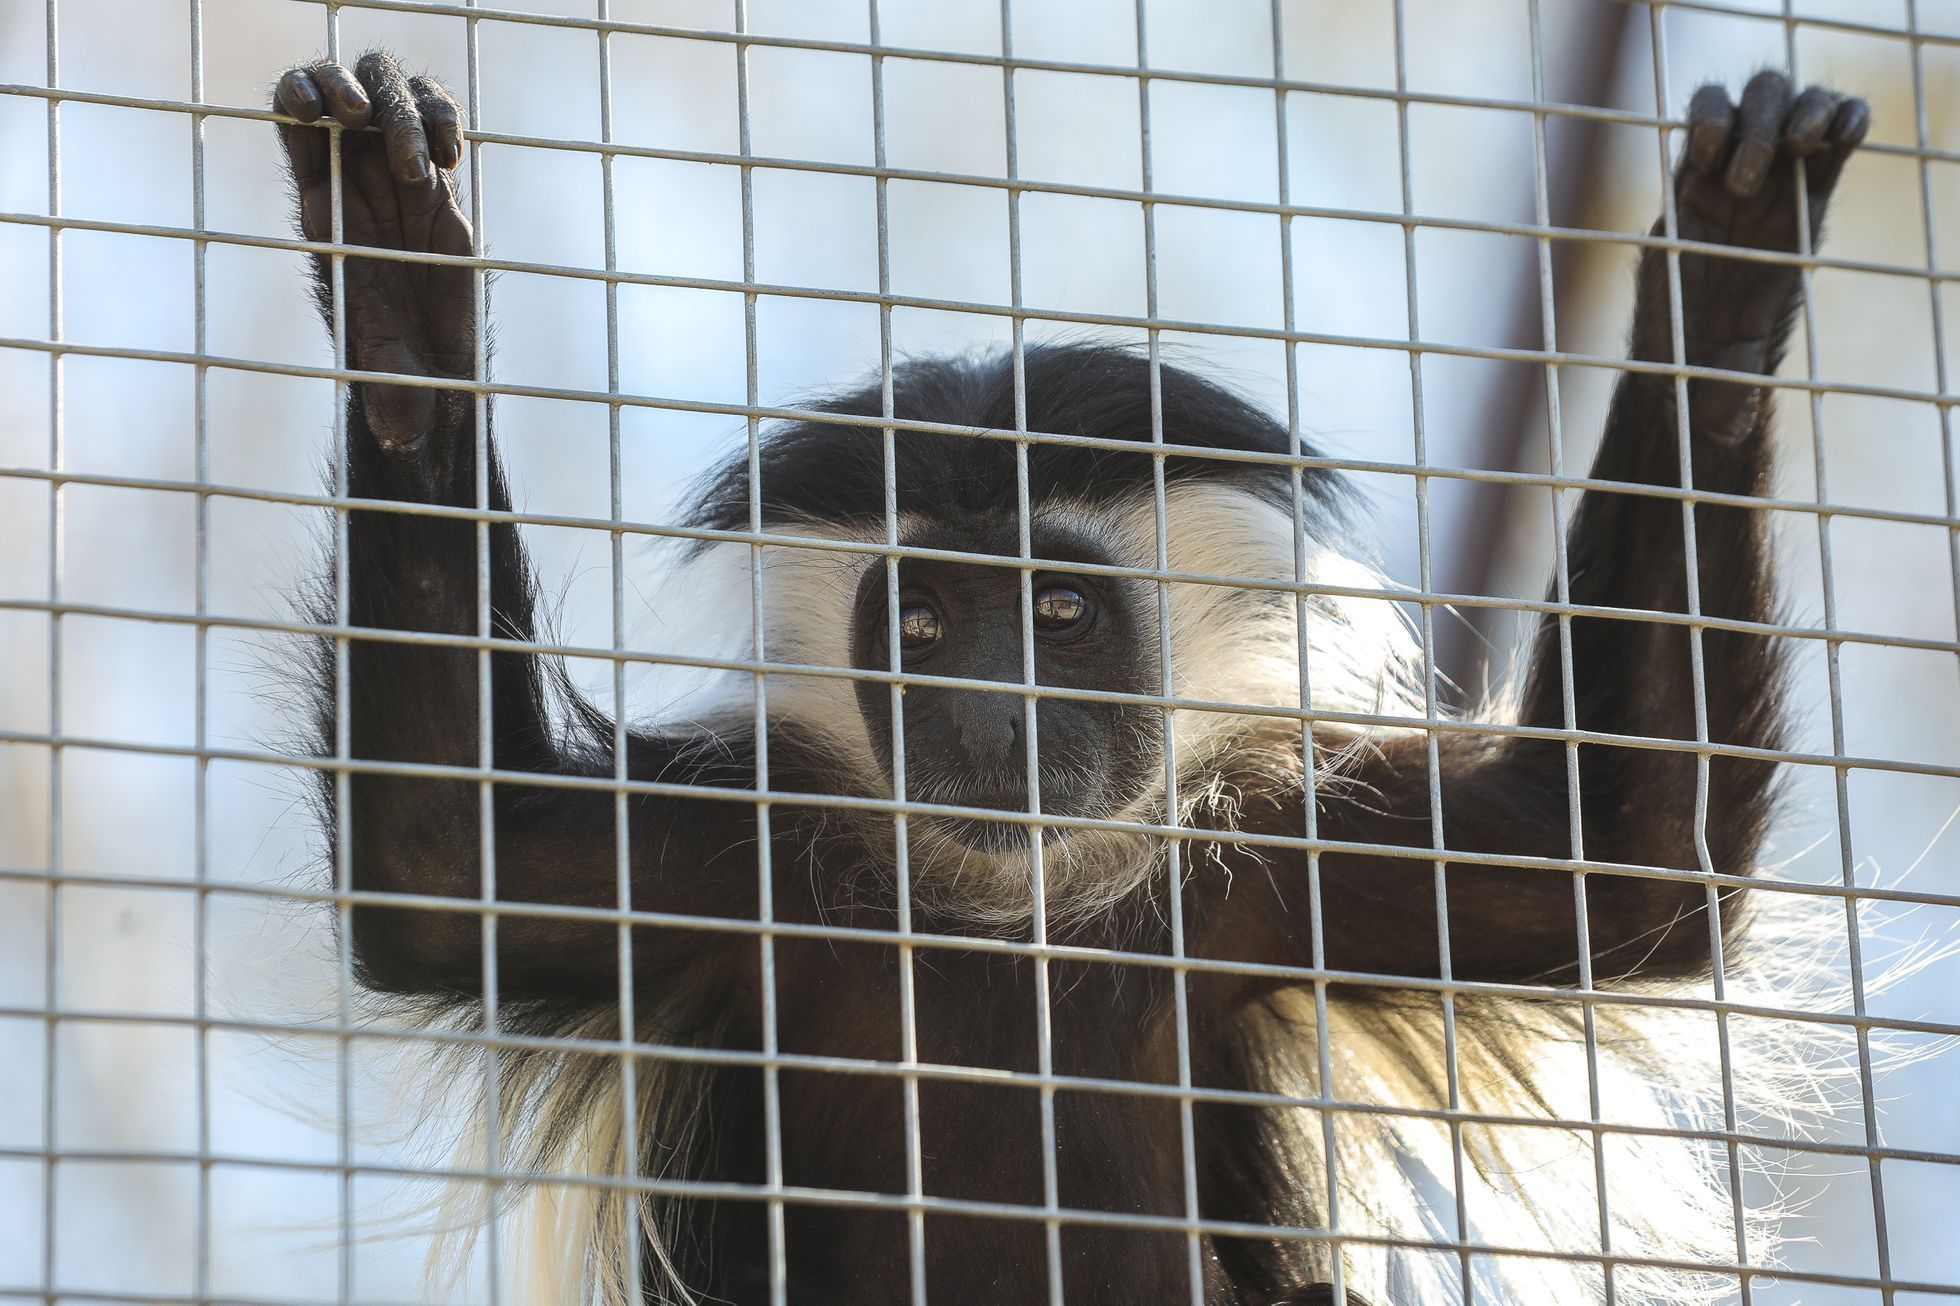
4,1,1956,1304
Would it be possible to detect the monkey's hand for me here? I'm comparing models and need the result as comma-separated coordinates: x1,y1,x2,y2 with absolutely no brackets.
1636,70,1869,442
275,53,473,458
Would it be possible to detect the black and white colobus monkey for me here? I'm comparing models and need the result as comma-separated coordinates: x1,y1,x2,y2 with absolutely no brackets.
275,54,1867,1306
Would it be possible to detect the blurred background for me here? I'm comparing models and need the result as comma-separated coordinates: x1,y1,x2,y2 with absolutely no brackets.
2,0,1958,1301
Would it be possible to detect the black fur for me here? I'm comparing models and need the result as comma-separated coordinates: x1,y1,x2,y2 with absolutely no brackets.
679,342,1343,537
273,55,1864,1304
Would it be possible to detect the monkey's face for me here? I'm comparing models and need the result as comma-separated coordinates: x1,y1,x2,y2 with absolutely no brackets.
850,526,1163,855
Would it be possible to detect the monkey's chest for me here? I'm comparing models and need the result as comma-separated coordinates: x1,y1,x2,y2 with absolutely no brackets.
764,946,1213,1300
771,939,1184,1190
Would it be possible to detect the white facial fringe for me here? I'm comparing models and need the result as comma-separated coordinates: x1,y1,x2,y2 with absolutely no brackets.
395,480,1873,1305
621,481,1427,931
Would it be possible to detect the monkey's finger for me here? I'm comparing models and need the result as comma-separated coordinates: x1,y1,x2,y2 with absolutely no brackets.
275,68,326,123
308,62,373,131
410,75,466,170
1803,96,1871,196
1830,97,1871,148
354,51,433,189
1783,86,1840,156
273,72,330,179
1725,69,1793,197
1685,83,1735,174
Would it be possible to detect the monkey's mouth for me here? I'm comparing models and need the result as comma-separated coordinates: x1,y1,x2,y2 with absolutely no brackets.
912,779,1103,852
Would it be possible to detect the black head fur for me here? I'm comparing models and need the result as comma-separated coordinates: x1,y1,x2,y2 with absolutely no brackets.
681,341,1346,538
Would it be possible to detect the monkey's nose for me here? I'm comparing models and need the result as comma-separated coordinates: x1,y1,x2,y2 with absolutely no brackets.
954,701,1023,765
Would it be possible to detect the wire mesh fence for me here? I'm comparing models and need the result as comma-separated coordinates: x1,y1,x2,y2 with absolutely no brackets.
2,0,1959,1303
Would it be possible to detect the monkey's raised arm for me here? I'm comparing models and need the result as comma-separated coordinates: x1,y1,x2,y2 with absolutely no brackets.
281,54,758,1000
1205,74,1866,991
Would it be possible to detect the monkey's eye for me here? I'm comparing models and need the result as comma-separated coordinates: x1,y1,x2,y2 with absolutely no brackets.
898,603,942,651
1032,585,1090,633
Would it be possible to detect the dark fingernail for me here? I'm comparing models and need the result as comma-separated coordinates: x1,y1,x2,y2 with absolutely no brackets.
1729,139,1773,192
406,153,431,183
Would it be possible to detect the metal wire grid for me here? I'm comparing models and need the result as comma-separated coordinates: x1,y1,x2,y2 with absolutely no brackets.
3,0,1958,1303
